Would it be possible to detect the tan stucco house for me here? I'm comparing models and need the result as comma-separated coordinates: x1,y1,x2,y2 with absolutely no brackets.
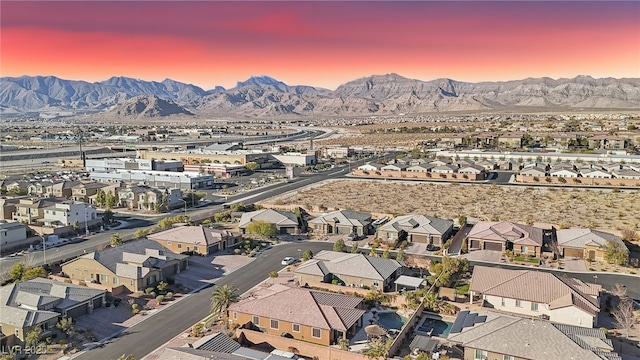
61,239,188,292
228,284,366,347
148,225,242,256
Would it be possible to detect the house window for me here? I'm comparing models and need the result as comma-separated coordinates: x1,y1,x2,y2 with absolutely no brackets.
177,243,182,249
474,349,488,360
101,274,109,283
252,316,260,326
15,329,19,337
292,323,300,333
522,246,529,254
113,277,119,285
501,298,505,307
515,300,522,307
312,327,321,338
270,319,279,330
233,312,237,320
373,281,379,287
131,280,134,286
504,356,515,360
531,302,538,311
193,246,198,251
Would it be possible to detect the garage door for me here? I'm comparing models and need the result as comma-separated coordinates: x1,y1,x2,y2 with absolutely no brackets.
410,234,428,243
563,247,583,258
66,303,89,318
484,242,503,251
470,240,480,250
208,244,219,254
93,297,103,309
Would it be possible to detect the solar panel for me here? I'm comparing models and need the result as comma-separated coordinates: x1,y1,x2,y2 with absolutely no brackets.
450,310,469,334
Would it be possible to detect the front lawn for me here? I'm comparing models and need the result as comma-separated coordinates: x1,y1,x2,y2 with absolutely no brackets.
513,255,540,264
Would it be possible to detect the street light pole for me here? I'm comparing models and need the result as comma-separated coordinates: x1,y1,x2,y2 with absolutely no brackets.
179,199,187,216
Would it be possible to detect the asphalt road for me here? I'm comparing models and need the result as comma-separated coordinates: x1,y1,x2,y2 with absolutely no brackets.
73,241,335,360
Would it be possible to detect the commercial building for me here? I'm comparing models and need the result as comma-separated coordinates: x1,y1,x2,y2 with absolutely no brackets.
85,158,183,172
90,169,213,190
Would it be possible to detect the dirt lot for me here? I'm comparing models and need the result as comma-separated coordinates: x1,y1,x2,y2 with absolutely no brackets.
265,179,640,232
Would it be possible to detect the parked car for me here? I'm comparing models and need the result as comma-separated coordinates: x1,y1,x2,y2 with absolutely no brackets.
281,257,296,266
347,233,363,241
426,244,440,252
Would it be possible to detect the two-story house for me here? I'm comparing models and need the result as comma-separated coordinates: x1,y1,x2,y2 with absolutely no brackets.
61,239,188,292
41,201,97,228
447,311,621,360
228,284,366,347
469,266,601,328
13,197,65,225
71,182,109,202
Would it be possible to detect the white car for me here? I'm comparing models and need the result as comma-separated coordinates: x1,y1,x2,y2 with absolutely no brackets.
281,257,296,266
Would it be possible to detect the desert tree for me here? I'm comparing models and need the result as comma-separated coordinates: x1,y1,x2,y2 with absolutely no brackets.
110,233,124,247
612,298,637,339
333,239,346,252
610,283,627,298
603,240,629,266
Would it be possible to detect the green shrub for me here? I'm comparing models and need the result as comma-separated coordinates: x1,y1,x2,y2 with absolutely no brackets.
156,295,165,304
165,292,173,300
145,287,155,295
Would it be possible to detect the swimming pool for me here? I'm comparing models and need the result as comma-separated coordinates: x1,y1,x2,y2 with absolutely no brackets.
416,318,453,337
376,312,406,330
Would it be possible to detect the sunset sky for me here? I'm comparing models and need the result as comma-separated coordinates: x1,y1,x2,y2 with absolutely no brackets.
2,1,638,90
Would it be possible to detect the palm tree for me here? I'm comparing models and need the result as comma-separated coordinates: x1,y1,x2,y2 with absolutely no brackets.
362,338,390,359
210,284,239,328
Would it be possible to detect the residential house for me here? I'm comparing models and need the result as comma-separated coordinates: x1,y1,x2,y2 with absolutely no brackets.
588,135,627,150
447,311,621,360
12,197,65,225
467,221,544,256
475,160,498,171
519,167,547,177
612,168,640,180
238,208,299,235
550,168,579,178
228,284,367,346
357,163,384,172
601,163,622,173
380,163,407,172
71,181,108,202
61,239,189,292
557,229,629,261
0,220,28,250
407,158,428,166
406,164,435,173
469,266,601,327
294,250,402,291
48,180,81,199
148,225,242,255
0,278,106,347
430,164,459,174
117,186,182,211
41,201,97,228
458,164,486,178
27,181,53,197
580,169,613,179
429,159,452,167
0,196,22,220
4,181,29,194
498,133,523,148
376,214,454,246
88,182,123,206
308,210,372,236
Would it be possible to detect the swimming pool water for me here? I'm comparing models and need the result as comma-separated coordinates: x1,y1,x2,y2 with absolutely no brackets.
376,312,406,330
417,318,453,337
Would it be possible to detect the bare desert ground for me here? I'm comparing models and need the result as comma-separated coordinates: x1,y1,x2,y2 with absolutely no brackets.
265,179,640,232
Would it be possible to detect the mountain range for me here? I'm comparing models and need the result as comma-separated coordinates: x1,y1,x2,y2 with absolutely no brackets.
1,74,639,118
